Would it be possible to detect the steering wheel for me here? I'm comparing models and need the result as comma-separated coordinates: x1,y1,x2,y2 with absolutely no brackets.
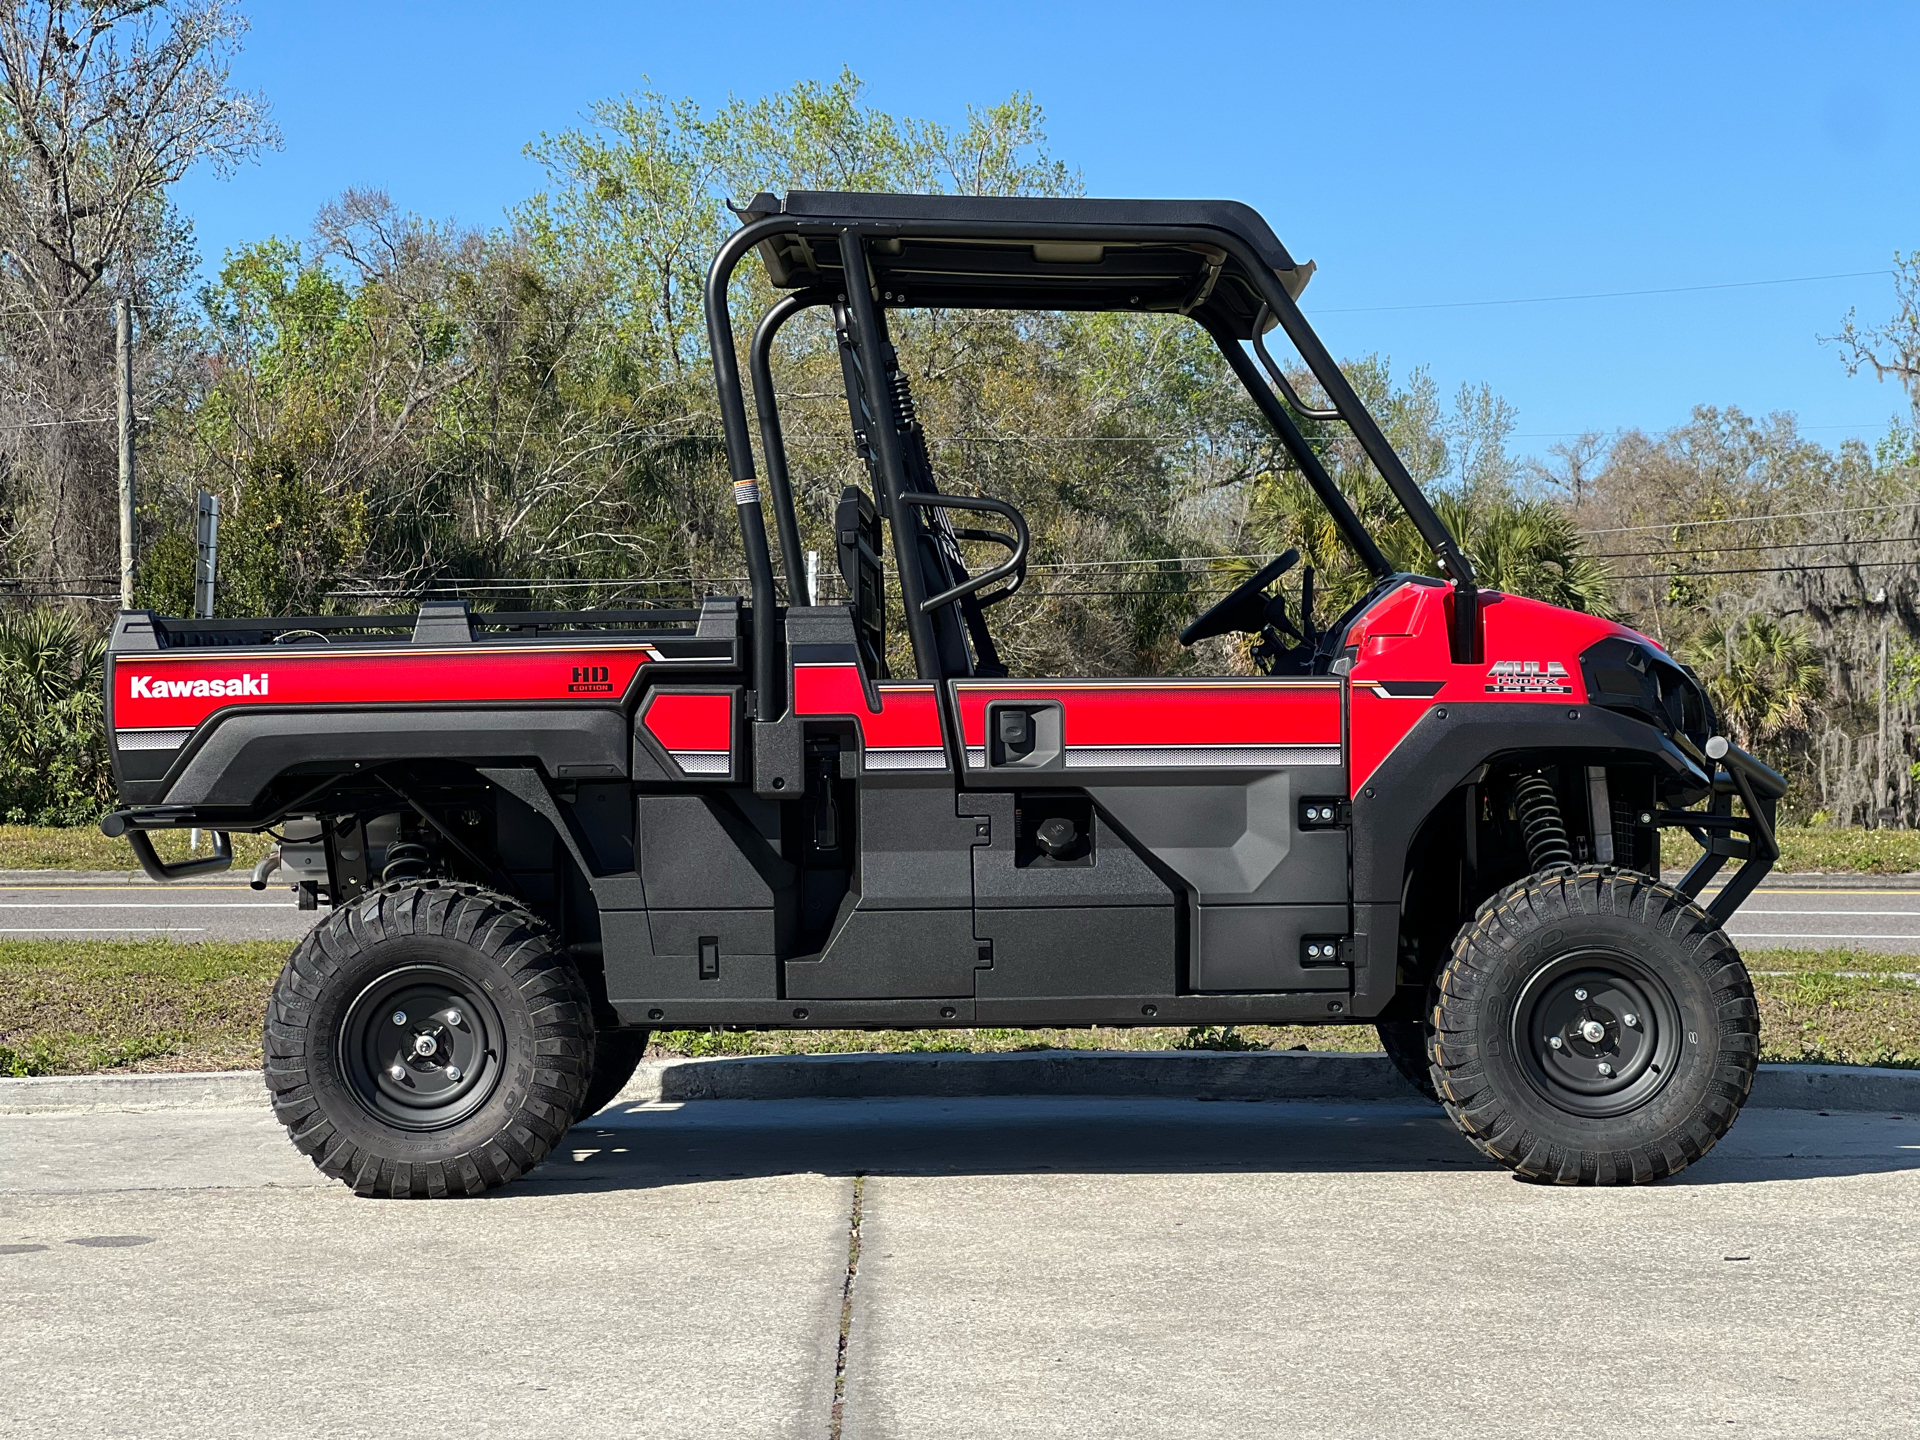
1178,549,1299,647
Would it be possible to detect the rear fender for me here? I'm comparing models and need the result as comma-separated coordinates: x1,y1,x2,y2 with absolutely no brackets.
129,707,629,809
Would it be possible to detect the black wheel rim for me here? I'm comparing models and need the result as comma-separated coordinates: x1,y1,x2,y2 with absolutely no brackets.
1510,948,1683,1119
338,963,505,1131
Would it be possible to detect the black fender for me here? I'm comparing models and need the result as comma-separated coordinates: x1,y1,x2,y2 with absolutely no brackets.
1353,701,1703,905
145,707,630,808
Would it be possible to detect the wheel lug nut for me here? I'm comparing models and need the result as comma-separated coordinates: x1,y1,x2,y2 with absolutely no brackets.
446,1064,463,1082
446,1009,463,1028
1549,1036,1564,1050
1623,1013,1639,1028
391,1011,407,1026
1573,988,1588,1002
1597,1062,1614,1077
388,1063,406,1081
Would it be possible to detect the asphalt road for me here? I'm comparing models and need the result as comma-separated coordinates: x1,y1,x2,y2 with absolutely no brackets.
2,879,1917,954
0,881,319,943
1713,887,1920,955
3,1095,1917,1439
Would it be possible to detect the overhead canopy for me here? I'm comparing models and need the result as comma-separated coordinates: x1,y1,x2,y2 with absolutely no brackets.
736,190,1314,340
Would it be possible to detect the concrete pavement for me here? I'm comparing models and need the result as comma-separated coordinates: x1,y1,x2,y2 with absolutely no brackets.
3,1094,1916,1439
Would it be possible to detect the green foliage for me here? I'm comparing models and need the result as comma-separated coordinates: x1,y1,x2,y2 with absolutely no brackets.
1248,357,1614,623
1683,613,1827,751
0,607,111,825
1174,1025,1271,1052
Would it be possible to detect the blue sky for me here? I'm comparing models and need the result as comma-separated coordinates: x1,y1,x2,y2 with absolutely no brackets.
173,1,1917,457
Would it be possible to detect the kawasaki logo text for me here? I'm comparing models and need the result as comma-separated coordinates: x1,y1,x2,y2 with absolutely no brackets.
128,673,269,699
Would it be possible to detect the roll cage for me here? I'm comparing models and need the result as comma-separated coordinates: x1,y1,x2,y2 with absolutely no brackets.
703,189,1482,717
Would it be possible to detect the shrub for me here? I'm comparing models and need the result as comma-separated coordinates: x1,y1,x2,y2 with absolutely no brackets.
0,606,113,825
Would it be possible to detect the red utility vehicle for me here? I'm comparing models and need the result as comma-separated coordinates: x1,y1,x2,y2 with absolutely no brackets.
101,193,1784,1194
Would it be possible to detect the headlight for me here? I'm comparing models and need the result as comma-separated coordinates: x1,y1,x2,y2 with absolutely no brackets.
1580,636,1715,749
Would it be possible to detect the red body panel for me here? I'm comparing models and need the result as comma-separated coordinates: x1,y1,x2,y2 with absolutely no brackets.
638,689,736,776
640,690,733,750
112,644,661,734
792,663,946,769
953,678,1342,770
1346,581,1646,788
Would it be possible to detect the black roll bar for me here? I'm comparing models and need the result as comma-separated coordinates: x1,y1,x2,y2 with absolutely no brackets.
703,217,801,718
1251,250,1482,661
833,227,944,677
750,288,839,606
705,211,1485,684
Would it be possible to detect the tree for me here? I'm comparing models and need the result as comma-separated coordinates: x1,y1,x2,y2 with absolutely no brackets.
0,602,108,821
1828,252,1920,429
1686,612,1826,752
0,0,274,588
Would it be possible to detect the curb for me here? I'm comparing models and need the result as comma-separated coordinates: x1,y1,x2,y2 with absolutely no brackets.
4,1053,1913,1115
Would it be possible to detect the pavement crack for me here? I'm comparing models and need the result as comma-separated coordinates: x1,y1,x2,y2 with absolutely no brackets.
828,1172,866,1440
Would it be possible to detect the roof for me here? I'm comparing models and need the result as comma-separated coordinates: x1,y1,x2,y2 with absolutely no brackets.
735,190,1314,338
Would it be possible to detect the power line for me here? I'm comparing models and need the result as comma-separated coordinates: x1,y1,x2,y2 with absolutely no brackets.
1577,501,1920,537
1593,534,1919,562
0,416,116,431
1313,268,1893,316
1634,558,1915,582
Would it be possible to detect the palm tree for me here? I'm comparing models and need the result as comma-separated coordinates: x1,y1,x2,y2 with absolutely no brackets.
1687,612,1826,750
0,606,111,824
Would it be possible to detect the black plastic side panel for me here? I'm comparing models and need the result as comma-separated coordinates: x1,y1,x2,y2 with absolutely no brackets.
636,792,795,909
608,992,1364,1030
596,907,783,1010
786,907,979,998
157,708,631,808
1084,774,1347,906
854,782,977,909
961,793,1172,909
974,907,1174,999
1193,904,1350,992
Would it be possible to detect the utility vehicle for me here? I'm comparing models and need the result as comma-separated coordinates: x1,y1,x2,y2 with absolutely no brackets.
100,192,1784,1195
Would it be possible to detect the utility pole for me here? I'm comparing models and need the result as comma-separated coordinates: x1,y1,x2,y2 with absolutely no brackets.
194,491,221,619
1879,622,1890,828
116,298,135,609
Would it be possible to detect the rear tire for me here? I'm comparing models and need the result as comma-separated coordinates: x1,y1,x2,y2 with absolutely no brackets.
1375,1019,1440,1103
1431,866,1758,1185
577,1028,650,1122
263,881,593,1197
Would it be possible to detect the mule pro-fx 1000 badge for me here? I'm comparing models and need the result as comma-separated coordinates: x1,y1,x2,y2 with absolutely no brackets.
1485,659,1573,695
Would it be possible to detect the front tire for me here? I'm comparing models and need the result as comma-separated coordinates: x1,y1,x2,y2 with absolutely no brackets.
264,882,593,1197
1431,867,1758,1185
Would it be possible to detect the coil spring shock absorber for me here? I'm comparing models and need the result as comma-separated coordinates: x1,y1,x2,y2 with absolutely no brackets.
380,841,433,884
1512,771,1574,870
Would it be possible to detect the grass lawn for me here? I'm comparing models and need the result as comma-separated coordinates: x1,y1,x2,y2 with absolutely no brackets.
3,939,1914,1078
0,824,274,872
